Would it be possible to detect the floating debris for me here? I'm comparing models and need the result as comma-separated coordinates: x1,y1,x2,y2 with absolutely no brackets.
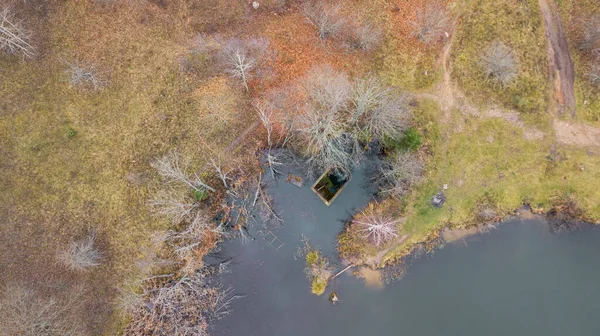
286,173,304,188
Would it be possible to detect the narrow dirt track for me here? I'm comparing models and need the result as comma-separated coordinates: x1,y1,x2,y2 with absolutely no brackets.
538,0,576,117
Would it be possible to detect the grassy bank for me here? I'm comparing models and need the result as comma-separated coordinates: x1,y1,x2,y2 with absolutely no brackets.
384,98,600,263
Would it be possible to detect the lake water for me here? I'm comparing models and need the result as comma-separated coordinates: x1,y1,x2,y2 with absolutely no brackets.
212,164,600,336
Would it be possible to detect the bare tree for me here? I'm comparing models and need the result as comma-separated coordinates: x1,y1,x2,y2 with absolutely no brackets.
164,210,214,259
479,41,518,85
210,157,235,189
221,38,270,91
353,206,400,246
350,76,411,140
58,233,102,271
579,16,600,54
410,1,449,45
151,152,215,193
375,153,423,198
255,99,282,178
303,1,346,41
343,21,383,52
147,189,199,224
125,269,237,336
0,285,83,336
296,66,355,174
65,60,107,91
0,6,34,58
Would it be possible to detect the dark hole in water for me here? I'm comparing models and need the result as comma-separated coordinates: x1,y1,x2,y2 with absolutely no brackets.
312,168,350,204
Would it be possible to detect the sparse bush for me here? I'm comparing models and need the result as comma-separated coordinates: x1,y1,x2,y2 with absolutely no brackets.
352,205,399,246
375,153,423,198
343,21,383,52
0,6,34,58
579,16,600,54
302,1,346,41
58,234,102,271
477,206,497,221
65,61,107,91
220,38,270,91
589,65,600,87
410,1,449,45
0,285,83,336
479,41,518,85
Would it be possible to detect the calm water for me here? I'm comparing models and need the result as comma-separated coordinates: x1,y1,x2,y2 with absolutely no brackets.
212,165,600,336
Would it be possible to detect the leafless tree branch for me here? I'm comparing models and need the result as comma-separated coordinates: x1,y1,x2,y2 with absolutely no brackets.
0,6,34,58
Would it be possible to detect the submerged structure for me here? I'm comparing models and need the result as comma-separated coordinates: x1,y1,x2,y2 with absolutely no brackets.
311,168,351,206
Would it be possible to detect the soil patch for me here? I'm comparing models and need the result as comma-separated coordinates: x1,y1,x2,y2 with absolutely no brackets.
538,0,576,116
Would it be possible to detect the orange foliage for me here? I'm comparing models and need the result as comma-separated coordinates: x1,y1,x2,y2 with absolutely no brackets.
254,11,366,89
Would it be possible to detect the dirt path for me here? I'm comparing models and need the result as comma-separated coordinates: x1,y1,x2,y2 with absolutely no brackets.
554,119,600,147
413,10,545,141
538,0,576,117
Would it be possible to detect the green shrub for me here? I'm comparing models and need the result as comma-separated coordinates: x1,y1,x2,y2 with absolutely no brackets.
311,278,327,295
193,189,209,201
67,128,77,139
305,250,319,266
381,127,422,152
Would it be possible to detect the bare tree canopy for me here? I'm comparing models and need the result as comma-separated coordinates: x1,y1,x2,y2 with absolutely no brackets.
343,21,383,52
296,66,354,174
0,285,84,336
350,76,411,139
409,1,449,45
479,41,518,85
0,6,34,58
58,233,103,271
375,152,423,198
289,66,412,175
151,152,215,193
220,38,270,91
353,206,400,246
302,1,346,41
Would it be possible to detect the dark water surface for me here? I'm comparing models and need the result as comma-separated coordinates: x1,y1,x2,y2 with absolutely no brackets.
213,165,600,336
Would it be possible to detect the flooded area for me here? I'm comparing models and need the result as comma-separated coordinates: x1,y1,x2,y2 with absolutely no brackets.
212,164,600,336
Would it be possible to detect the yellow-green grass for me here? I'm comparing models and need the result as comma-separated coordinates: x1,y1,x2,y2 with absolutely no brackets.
556,0,600,125
452,0,549,115
0,1,257,334
383,99,600,262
